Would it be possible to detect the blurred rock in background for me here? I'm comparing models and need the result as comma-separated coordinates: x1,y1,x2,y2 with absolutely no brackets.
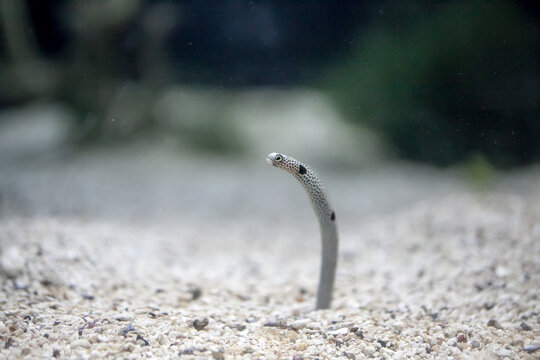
0,0,538,168
0,103,74,165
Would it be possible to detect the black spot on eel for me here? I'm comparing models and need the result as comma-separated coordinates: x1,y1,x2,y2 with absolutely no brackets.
266,152,338,309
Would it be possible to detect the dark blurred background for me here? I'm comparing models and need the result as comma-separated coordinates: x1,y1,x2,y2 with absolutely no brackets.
0,0,539,168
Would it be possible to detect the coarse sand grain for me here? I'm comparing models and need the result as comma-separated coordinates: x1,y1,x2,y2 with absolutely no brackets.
0,193,538,359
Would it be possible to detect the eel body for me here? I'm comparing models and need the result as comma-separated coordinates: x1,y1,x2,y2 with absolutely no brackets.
266,152,338,309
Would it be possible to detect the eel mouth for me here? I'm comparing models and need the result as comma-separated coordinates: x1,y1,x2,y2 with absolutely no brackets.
266,156,275,166
266,152,278,166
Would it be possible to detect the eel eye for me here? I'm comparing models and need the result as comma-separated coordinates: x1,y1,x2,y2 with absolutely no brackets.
275,154,283,162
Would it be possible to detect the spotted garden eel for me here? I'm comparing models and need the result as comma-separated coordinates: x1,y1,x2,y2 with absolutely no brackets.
266,152,338,309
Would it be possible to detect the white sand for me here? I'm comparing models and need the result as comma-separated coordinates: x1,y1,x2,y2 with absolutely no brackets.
0,135,539,359
1,191,538,359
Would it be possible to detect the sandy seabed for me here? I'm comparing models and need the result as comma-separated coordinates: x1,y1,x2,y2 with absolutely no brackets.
0,192,538,359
